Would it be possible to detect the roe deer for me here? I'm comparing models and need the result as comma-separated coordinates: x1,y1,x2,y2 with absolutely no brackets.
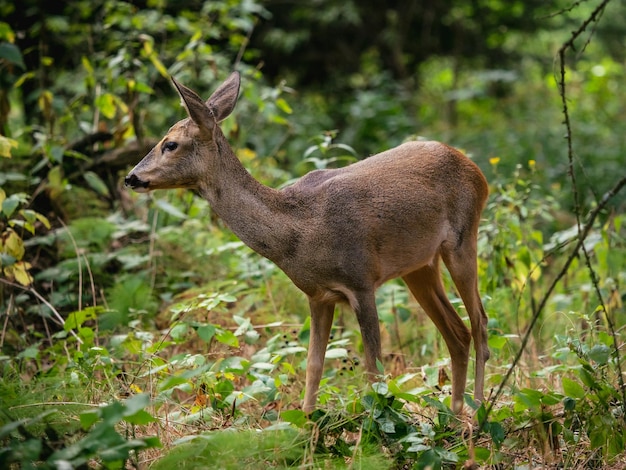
125,71,489,414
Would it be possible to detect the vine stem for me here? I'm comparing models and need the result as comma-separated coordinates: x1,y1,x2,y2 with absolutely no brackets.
478,0,624,430
556,0,625,411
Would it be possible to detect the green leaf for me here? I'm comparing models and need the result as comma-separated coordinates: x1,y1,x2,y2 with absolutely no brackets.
276,97,292,114
563,397,576,411
17,344,39,359
588,344,610,365
324,347,347,359
0,42,25,69
35,211,51,229
475,402,488,426
159,375,192,392
154,198,188,219
589,425,607,449
21,209,37,225
100,401,126,424
143,436,162,448
65,306,101,330
79,410,100,430
197,324,216,342
280,409,306,427
125,409,156,425
514,388,543,412
2,229,25,259
7,261,33,285
330,143,357,156
48,144,65,163
422,365,440,387
146,49,169,78
2,195,20,217
275,345,307,356
541,392,563,406
133,81,154,94
0,135,18,158
0,253,16,266
170,323,188,340
517,245,531,269
474,446,491,462
562,377,585,399
218,356,247,372
122,393,150,416
372,382,388,396
406,442,429,453
216,329,239,348
84,171,111,197
81,55,94,75
415,449,441,469
95,93,117,119
578,366,599,390
436,447,459,463
488,421,505,447
488,335,507,350
377,416,395,434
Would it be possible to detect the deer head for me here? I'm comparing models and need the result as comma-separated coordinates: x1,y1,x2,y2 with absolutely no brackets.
125,71,241,193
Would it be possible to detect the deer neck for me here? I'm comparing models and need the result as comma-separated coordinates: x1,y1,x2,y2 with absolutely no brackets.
196,134,299,264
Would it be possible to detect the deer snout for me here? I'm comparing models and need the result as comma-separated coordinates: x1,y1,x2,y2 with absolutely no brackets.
124,173,150,192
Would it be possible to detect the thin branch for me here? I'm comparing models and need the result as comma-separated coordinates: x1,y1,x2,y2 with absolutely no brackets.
0,278,83,344
542,0,593,19
148,197,159,292
556,0,625,409
0,294,14,348
234,19,256,70
558,0,611,53
477,0,620,431
58,219,83,312
480,175,626,431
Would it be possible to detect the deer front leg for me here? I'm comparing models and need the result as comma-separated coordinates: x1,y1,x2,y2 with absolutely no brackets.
303,299,335,414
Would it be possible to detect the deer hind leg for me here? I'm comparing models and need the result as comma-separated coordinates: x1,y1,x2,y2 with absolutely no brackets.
303,299,335,413
351,290,383,381
403,264,471,413
441,238,489,405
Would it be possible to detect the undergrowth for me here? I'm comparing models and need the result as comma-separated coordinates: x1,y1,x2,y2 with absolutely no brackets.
2,155,624,467
1,1,626,468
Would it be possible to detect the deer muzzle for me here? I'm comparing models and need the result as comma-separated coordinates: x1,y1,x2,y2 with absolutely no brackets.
124,173,150,192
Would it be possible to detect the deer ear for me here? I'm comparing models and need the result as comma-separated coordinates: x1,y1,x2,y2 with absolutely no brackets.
206,71,240,122
172,77,215,129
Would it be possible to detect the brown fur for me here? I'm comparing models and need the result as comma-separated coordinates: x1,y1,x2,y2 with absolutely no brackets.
125,72,490,413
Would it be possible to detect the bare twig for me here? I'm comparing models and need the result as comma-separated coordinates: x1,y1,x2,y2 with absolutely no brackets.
481,175,626,431
556,0,625,410
234,19,256,70
0,278,83,344
478,0,621,431
58,220,84,310
542,0,593,19
148,200,159,292
58,219,99,349
0,294,14,347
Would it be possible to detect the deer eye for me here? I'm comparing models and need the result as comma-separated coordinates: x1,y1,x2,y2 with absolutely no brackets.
162,141,178,152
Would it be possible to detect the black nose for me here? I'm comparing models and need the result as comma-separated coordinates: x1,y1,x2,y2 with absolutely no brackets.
124,174,137,187
124,174,148,188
